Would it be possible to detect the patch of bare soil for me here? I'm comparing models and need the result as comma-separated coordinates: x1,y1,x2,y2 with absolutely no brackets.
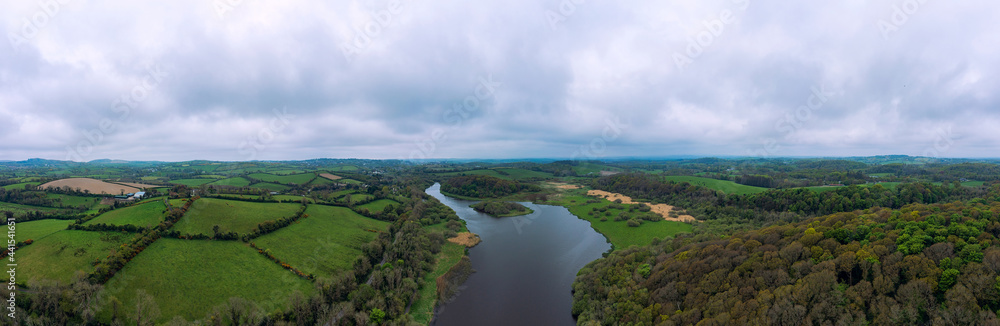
547,182,581,189
586,190,698,222
319,173,343,180
447,232,482,247
40,178,140,195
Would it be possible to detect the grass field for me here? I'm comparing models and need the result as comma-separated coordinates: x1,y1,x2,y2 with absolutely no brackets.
13,219,73,243
338,178,363,185
359,199,400,212
248,173,316,185
100,239,314,323
168,178,216,186
663,176,769,195
0,202,60,215
548,191,693,250
273,195,313,203
2,182,40,190
254,205,389,277
173,198,300,236
208,177,251,187
45,193,100,208
84,201,166,227
411,242,466,324
250,182,290,192
15,230,129,283
328,165,359,171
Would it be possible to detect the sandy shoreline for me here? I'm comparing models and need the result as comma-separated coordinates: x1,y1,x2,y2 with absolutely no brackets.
586,190,697,222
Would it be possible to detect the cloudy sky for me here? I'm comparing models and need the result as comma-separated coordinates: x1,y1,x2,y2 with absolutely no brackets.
2,0,998,161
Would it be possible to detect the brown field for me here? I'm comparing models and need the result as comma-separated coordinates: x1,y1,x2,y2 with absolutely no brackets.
587,190,697,222
40,178,140,195
546,182,581,189
447,232,481,247
319,173,343,180
114,182,162,189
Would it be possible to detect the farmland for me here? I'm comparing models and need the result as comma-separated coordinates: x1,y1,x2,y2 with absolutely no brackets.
100,239,314,323
253,205,389,276
172,198,300,236
13,218,73,243
168,178,215,186
39,178,140,195
248,173,316,185
662,175,769,195
84,200,166,227
15,230,130,283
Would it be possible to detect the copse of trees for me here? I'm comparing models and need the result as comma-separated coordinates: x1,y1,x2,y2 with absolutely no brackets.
441,175,540,198
573,198,1000,325
470,201,531,217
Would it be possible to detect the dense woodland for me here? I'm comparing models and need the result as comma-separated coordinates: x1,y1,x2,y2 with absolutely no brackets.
573,192,1000,325
440,175,540,198
594,173,993,234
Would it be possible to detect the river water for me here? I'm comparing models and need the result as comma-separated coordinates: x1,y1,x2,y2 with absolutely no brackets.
427,183,611,326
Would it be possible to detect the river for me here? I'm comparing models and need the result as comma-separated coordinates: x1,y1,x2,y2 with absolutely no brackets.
427,183,611,326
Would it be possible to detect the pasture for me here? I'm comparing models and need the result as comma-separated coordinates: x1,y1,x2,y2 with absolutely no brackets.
13,219,73,243
168,178,216,186
359,199,401,212
249,173,316,185
208,177,251,187
253,205,389,276
172,198,300,236
15,230,129,283
662,175,769,195
84,201,166,227
100,239,314,323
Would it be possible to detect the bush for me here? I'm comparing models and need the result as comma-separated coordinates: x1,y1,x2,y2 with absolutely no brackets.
626,219,641,227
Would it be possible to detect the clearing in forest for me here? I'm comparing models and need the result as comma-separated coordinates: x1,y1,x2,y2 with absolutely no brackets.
587,190,697,222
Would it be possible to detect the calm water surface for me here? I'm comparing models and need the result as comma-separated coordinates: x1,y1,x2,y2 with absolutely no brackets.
427,183,611,326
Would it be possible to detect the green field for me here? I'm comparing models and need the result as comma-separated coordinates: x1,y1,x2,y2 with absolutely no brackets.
173,198,300,236
411,242,466,324
248,173,316,185
663,176,769,195
15,230,129,283
100,239,314,323
549,192,693,250
250,182,290,192
359,199,400,212
2,182,40,190
208,177,251,187
13,219,73,243
254,205,389,276
169,178,216,186
84,201,166,227
272,195,313,203
0,202,60,215
328,165,359,171
338,178,363,185
46,193,100,208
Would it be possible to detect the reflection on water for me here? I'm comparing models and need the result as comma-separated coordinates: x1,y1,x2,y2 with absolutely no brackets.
427,183,611,326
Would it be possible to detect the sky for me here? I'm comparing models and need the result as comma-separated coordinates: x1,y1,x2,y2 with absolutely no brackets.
2,0,999,162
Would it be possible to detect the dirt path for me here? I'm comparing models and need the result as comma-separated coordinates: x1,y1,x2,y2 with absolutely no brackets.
447,232,481,247
586,190,697,222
